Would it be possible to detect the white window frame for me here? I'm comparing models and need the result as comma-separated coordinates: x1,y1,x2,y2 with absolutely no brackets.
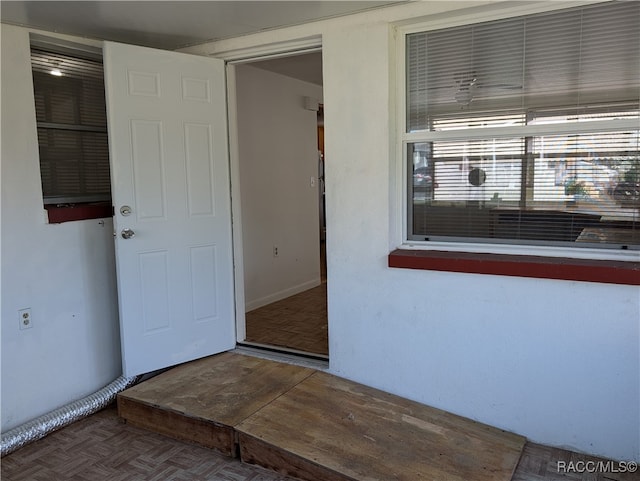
394,1,640,263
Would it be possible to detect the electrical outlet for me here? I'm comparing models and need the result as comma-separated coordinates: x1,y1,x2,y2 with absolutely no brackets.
19,308,32,330
273,245,279,257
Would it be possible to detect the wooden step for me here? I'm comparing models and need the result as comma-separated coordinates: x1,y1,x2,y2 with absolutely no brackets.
117,351,314,456
118,352,526,480
237,371,525,481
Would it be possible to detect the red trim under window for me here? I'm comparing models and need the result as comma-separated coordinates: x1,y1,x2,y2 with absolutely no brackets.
388,249,640,285
45,203,113,224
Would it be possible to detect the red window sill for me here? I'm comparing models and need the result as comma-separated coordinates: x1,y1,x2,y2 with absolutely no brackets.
388,249,640,285
45,203,113,224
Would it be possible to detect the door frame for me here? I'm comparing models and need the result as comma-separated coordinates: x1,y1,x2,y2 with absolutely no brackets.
219,37,324,345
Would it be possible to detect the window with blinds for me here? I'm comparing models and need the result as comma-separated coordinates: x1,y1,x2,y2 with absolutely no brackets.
405,1,639,250
31,45,111,205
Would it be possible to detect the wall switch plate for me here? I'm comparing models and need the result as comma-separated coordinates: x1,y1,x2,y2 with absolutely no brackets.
19,308,32,330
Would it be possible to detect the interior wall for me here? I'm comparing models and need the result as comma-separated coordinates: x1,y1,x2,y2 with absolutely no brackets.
235,64,323,311
187,0,640,462
1,24,122,431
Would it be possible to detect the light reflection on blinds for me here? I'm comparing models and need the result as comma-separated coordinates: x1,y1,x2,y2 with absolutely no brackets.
432,138,524,158
432,112,525,131
530,107,639,126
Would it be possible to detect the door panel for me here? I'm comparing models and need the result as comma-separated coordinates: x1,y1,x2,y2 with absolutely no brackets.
184,123,216,216
104,42,235,377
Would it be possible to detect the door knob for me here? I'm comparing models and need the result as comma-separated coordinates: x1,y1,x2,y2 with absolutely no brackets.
121,228,135,239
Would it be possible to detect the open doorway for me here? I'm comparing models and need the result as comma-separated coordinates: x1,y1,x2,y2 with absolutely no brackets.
231,52,328,358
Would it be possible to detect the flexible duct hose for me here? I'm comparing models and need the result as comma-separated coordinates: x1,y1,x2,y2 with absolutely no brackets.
1,375,137,457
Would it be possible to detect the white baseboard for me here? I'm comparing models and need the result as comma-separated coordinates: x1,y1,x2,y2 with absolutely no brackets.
245,278,321,312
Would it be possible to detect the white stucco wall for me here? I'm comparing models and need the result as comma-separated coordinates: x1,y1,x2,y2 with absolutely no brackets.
235,64,323,311
1,24,122,431
185,0,640,462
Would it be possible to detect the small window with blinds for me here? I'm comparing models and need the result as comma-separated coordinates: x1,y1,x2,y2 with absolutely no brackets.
405,1,640,250
31,43,111,221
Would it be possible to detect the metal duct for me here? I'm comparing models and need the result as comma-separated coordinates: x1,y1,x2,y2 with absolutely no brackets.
1,375,137,457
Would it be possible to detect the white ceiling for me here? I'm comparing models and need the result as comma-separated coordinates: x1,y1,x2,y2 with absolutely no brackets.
2,1,404,86
0,1,401,50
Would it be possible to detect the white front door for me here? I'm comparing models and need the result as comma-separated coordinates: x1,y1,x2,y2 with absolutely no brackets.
104,42,235,377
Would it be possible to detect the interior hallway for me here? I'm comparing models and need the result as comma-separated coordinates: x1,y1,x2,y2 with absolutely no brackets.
244,240,328,356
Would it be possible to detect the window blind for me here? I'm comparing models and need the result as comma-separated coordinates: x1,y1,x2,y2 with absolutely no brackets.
406,2,640,250
31,47,111,204
407,1,640,131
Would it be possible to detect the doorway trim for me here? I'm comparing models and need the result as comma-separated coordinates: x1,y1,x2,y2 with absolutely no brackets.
221,37,324,348
209,36,322,63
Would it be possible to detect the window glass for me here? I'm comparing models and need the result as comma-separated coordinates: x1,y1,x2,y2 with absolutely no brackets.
31,46,111,206
405,2,640,250
406,2,640,132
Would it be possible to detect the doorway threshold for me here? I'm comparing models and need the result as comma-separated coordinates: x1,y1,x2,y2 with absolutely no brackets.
234,342,329,371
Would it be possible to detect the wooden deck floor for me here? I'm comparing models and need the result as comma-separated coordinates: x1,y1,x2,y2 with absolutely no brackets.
118,351,525,481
